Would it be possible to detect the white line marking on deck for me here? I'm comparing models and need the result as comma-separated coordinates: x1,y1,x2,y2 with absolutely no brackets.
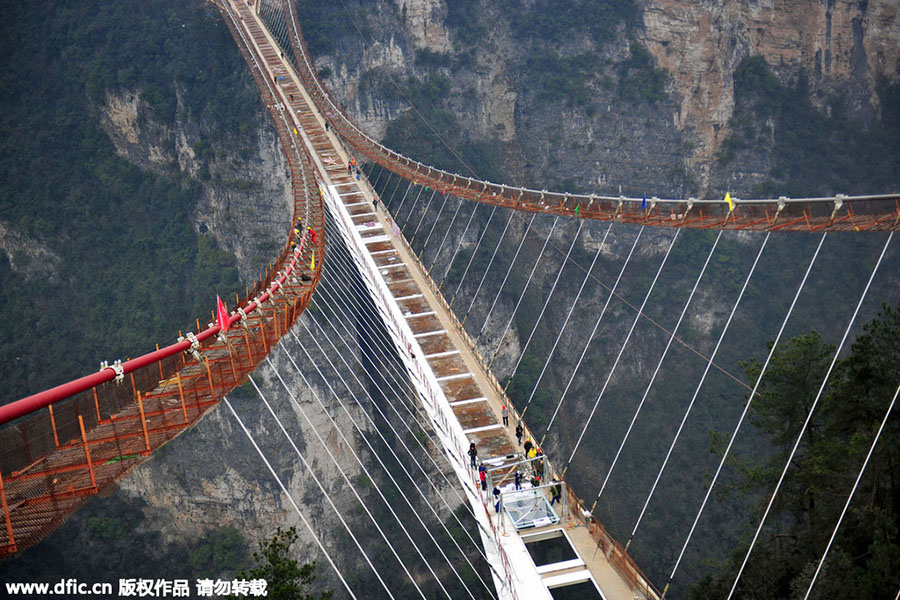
436,373,473,382
414,330,447,338
463,424,504,435
449,396,487,406
426,350,460,359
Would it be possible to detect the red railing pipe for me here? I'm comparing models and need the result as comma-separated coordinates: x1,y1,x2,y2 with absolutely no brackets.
0,239,306,427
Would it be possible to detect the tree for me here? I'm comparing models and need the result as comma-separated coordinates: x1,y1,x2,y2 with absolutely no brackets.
694,304,900,599
239,527,333,600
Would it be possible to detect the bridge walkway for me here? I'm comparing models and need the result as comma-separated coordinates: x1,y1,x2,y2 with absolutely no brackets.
229,1,657,598
0,0,327,556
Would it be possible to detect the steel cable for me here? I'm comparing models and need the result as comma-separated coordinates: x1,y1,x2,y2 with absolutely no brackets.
660,233,825,596
487,217,560,367
727,231,894,600
223,396,359,600
594,230,723,503
542,227,645,439
629,232,771,556
519,223,610,418
563,229,680,476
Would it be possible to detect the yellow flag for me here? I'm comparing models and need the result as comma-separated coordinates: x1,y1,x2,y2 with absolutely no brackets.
293,127,298,136
724,192,734,212
310,250,315,270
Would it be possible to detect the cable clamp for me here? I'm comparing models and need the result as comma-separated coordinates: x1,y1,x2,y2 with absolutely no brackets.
182,332,202,363
832,194,845,215
100,360,125,384
681,197,696,221
237,307,249,331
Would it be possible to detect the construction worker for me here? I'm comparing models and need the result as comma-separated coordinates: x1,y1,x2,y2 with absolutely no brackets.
550,480,561,505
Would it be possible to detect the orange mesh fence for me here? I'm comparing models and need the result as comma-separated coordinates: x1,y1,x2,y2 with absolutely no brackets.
0,0,326,558
281,0,900,232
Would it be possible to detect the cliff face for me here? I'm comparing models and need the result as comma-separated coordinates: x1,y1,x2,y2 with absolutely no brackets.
310,0,899,197
100,89,292,283
641,0,900,189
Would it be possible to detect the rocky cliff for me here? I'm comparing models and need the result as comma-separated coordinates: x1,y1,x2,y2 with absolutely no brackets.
642,0,900,189
306,0,900,197
100,88,292,283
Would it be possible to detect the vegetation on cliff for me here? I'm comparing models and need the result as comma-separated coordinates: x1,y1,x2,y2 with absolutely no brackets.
240,526,333,600
0,0,257,404
691,304,900,599
720,56,900,197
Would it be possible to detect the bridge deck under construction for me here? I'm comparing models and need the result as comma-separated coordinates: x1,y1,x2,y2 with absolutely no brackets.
230,1,658,596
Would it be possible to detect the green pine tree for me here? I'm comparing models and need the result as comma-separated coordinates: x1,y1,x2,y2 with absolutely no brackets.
239,527,333,600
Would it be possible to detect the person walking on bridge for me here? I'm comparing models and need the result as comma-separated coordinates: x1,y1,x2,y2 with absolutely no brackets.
501,405,509,426
515,423,523,446
550,480,561,506
468,442,478,468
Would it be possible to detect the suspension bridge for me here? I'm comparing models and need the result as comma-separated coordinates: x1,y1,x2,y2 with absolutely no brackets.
1,1,898,598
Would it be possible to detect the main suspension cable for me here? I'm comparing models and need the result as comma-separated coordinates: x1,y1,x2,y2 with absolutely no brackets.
306,0,755,395
593,230,723,502
222,396,359,600
727,231,894,599
564,229,681,478
628,232,771,554
661,233,826,598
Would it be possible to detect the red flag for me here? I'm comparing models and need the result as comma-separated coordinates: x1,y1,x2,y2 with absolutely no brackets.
216,295,230,332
